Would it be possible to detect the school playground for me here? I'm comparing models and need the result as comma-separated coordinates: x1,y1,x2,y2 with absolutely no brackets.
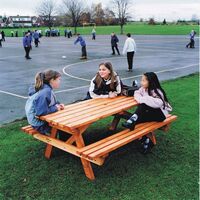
0,35,198,124
0,31,199,200
0,74,198,199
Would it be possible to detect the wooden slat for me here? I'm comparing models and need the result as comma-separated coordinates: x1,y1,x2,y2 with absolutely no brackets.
21,126,39,135
40,96,128,120
54,99,136,125
45,96,129,121
77,122,157,155
88,115,177,159
66,101,137,128
48,97,137,123
33,133,105,166
81,122,159,156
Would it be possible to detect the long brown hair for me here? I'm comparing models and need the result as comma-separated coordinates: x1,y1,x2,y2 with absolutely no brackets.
35,69,61,92
144,72,169,108
95,62,117,90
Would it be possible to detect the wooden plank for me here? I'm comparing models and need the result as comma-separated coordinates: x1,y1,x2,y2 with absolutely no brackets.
44,96,130,121
66,101,137,128
49,98,137,124
44,127,57,159
21,126,39,135
21,125,32,131
40,96,127,120
77,122,156,154
33,133,104,166
73,132,95,180
63,100,136,126
81,121,158,157
54,99,137,125
88,115,177,159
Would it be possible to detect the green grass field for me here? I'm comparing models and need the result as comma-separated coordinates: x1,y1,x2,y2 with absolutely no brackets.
1,24,199,37
0,74,199,200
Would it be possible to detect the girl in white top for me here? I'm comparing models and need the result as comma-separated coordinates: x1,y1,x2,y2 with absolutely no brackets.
85,62,121,99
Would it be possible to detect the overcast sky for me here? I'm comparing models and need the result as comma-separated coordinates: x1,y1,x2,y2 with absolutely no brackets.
0,0,199,21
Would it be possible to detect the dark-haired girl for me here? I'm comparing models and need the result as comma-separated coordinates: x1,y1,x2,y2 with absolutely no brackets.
122,72,172,130
25,70,65,135
86,62,121,99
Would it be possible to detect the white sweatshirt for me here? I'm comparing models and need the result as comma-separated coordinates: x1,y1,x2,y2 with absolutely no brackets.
89,73,121,99
134,87,172,117
123,37,137,55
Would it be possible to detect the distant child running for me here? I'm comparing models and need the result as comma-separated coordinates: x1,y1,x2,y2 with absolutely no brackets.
25,70,65,135
85,62,121,99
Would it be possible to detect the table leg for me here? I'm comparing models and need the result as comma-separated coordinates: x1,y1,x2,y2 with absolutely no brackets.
109,114,121,131
74,133,95,180
147,132,157,145
109,111,132,131
44,127,58,159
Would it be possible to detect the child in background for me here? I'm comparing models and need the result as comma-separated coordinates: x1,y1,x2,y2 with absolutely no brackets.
74,33,87,59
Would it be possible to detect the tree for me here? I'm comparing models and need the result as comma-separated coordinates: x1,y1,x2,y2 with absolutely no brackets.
104,7,116,25
62,0,84,35
112,0,132,34
36,0,57,30
163,19,167,25
148,18,156,25
93,3,105,25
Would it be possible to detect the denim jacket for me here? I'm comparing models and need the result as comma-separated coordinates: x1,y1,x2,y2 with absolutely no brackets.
25,84,59,127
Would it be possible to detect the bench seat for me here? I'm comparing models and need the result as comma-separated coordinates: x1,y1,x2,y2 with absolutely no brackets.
77,115,177,160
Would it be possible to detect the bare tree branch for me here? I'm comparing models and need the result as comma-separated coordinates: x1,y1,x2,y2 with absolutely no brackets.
62,0,84,34
36,0,57,30
112,0,132,34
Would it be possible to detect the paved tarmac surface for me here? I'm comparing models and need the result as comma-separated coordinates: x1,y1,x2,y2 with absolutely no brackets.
0,35,199,124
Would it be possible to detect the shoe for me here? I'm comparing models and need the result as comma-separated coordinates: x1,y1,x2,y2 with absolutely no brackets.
26,57,32,59
111,53,115,55
132,80,138,87
122,119,136,130
139,136,155,154
126,69,133,72
80,56,87,60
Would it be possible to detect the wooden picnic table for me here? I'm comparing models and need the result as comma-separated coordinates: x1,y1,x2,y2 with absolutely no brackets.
38,96,138,180
22,95,177,180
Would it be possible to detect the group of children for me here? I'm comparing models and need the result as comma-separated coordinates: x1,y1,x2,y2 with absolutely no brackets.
25,63,172,153
74,31,137,72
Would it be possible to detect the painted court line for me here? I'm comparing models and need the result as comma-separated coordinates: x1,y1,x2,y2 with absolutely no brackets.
1,63,197,99
0,90,28,99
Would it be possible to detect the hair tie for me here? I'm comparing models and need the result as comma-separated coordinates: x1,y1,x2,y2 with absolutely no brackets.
40,72,45,80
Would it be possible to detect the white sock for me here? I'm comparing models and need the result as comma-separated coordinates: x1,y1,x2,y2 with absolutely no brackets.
127,114,138,123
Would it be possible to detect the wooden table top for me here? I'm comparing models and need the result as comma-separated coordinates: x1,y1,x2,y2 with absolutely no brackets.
40,96,138,129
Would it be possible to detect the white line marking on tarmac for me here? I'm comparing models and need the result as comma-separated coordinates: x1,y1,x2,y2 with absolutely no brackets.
0,62,198,99
54,85,89,94
121,63,198,80
0,51,80,60
63,60,198,82
0,90,28,99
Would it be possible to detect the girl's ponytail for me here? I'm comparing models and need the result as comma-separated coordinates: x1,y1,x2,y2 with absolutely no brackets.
35,72,44,92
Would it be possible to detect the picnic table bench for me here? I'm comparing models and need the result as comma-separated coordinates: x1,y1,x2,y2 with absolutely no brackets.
21,96,177,180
